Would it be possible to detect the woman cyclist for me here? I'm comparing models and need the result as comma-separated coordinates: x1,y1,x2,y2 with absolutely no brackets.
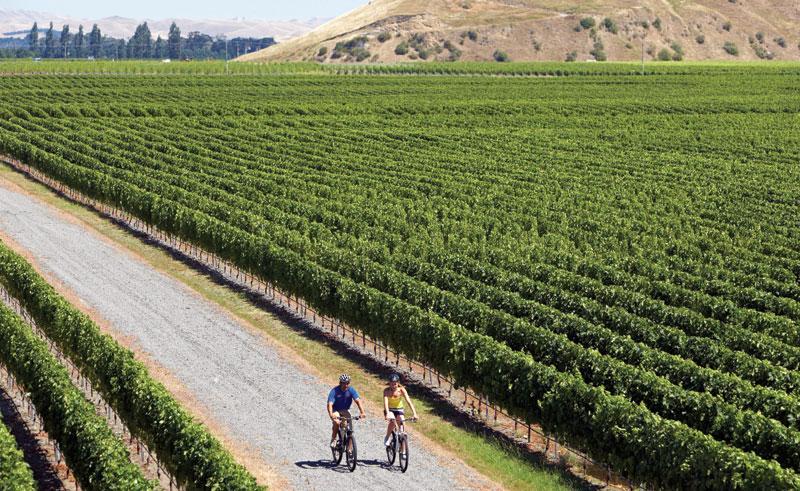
383,373,418,448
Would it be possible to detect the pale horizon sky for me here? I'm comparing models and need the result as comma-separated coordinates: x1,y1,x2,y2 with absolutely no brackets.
2,1,368,21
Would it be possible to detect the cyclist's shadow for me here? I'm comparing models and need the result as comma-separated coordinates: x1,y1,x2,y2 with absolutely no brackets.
295,459,394,472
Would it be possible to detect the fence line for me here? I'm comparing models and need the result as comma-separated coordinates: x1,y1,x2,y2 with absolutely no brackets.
1,155,637,490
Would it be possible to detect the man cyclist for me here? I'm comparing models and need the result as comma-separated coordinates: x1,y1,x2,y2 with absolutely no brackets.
327,374,366,449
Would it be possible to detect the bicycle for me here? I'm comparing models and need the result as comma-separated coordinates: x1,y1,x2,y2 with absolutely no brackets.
331,415,359,472
385,417,416,472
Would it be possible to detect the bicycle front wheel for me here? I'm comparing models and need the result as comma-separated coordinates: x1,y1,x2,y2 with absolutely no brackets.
332,439,343,465
346,435,358,472
386,433,397,465
399,434,409,473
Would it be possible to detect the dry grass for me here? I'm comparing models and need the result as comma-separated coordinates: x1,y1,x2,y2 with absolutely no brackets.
238,0,800,62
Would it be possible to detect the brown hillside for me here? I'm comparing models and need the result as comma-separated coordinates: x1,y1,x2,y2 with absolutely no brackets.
238,0,800,63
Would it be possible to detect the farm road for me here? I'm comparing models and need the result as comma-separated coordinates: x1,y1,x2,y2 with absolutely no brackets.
0,182,496,490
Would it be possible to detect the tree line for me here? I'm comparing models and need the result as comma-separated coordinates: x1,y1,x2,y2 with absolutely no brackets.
0,21,274,60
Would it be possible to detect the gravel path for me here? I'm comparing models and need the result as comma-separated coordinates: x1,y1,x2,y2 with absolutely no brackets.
0,182,495,490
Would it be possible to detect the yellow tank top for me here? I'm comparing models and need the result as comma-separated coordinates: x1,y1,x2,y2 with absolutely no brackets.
387,389,404,410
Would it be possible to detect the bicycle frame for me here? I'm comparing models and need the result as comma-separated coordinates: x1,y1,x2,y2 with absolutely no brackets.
386,417,415,471
332,416,359,472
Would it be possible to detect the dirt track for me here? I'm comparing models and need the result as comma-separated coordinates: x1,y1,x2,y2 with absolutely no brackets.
0,181,496,490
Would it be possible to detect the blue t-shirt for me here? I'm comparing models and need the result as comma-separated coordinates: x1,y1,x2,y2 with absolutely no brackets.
327,386,360,412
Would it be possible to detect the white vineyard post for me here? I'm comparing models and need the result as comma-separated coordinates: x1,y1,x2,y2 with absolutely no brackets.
554,435,559,462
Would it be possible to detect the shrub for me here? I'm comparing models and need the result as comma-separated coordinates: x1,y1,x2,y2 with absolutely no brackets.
723,41,738,55
353,48,371,62
317,46,328,57
338,36,367,51
752,43,773,59
579,17,596,30
448,48,462,61
602,17,619,34
671,42,684,60
332,36,369,60
377,31,391,43
466,30,478,42
417,49,430,60
657,48,672,61
775,37,786,48
722,21,732,31
533,40,542,51
695,35,705,44
394,42,409,55
755,31,765,44
409,33,427,49
493,50,510,62
653,17,662,30
565,51,578,62
590,40,606,61
641,20,650,29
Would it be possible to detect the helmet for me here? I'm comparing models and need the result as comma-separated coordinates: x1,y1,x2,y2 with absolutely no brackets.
339,374,351,384
388,373,400,382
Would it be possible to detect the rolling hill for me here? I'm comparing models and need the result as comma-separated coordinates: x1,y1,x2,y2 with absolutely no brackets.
238,0,800,62
0,9,326,42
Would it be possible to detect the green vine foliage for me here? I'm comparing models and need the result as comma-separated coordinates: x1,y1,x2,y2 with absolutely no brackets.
0,305,154,490
0,65,798,489
0,419,35,490
3,129,800,470
0,245,263,490
0,149,797,488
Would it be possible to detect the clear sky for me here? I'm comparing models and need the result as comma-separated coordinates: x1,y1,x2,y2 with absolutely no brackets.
3,0,368,21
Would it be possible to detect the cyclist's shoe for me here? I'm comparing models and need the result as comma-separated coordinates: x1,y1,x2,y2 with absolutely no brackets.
330,440,337,449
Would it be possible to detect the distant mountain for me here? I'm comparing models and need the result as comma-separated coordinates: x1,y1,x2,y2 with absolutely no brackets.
0,9,328,41
239,0,800,62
